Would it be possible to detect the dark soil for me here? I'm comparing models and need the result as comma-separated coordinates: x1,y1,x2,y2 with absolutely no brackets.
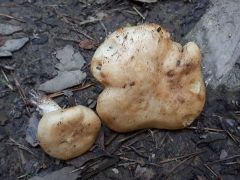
1,0,240,180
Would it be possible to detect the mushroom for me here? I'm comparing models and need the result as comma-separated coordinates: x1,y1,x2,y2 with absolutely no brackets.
91,23,206,132
30,91,101,160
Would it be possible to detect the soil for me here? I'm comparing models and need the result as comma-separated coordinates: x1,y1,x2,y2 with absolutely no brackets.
1,0,240,180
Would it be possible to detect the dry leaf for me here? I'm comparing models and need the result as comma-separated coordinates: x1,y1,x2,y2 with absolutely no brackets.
79,39,96,50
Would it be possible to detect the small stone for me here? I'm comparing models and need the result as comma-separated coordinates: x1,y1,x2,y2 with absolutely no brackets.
112,168,119,174
32,34,48,45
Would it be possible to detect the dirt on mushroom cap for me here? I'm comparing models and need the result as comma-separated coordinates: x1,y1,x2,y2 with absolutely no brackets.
91,23,206,132
38,105,101,160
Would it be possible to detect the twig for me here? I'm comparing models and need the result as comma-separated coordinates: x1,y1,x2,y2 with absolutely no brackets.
78,18,101,26
12,74,30,115
225,130,240,144
157,132,168,149
165,153,200,179
159,151,205,164
187,126,225,132
71,26,95,41
0,13,26,23
207,154,240,165
119,130,146,143
71,166,86,173
119,156,160,167
1,68,14,90
105,133,118,146
7,138,37,158
0,64,15,70
124,145,148,159
48,83,94,98
132,6,145,20
100,21,108,37
53,36,80,43
204,164,219,178
17,174,28,179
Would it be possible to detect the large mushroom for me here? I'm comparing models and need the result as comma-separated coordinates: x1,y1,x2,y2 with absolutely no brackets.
91,23,206,132
30,91,101,160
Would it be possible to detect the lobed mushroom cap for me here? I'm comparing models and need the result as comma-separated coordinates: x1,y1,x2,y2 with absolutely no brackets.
38,105,101,160
91,23,206,132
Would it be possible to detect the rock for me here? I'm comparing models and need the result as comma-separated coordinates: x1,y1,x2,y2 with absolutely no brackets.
0,24,22,35
29,167,78,180
38,70,86,93
0,37,29,52
32,34,48,45
185,0,240,89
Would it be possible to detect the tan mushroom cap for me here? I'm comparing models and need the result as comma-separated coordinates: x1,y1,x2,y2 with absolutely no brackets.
91,23,206,132
38,105,101,160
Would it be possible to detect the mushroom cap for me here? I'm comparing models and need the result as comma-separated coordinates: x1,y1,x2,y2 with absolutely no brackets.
38,105,101,160
91,23,206,132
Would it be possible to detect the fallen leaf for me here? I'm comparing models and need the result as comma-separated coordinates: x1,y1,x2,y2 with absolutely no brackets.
0,37,29,52
55,45,86,71
25,113,39,147
220,149,228,160
79,39,96,50
0,23,22,35
95,127,105,149
29,167,78,180
38,70,86,93
0,36,6,46
135,165,155,180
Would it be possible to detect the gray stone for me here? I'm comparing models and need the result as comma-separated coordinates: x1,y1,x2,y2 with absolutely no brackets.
185,0,240,89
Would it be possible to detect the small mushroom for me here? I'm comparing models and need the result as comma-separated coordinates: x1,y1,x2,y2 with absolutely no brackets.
91,23,206,132
30,91,101,160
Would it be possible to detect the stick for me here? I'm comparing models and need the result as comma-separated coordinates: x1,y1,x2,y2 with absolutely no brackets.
159,151,205,164
204,164,219,178
165,153,201,179
187,126,225,132
132,6,145,20
48,83,94,98
12,74,31,115
7,138,37,158
207,154,240,165
0,13,26,23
